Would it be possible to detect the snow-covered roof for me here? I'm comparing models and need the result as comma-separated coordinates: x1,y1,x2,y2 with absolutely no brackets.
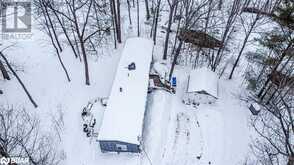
187,68,218,98
151,62,169,81
98,38,154,145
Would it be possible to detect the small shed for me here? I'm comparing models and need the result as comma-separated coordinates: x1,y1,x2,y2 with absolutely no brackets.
97,38,154,153
183,68,218,105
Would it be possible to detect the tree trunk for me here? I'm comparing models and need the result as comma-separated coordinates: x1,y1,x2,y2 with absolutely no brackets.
47,25,71,82
137,0,140,36
258,42,292,97
116,0,122,43
0,52,38,108
212,0,242,71
44,6,63,52
288,156,294,165
150,5,156,38
127,0,132,25
169,41,183,80
80,40,90,85
204,0,213,32
173,1,178,22
228,32,250,79
152,0,161,44
229,15,258,79
171,17,181,55
110,0,118,48
41,1,71,82
71,7,91,85
163,2,176,60
66,5,82,61
51,7,78,58
0,59,10,80
111,0,120,44
144,0,151,20
218,0,223,10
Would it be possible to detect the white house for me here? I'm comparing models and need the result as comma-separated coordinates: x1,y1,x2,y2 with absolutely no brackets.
183,68,219,105
97,37,154,153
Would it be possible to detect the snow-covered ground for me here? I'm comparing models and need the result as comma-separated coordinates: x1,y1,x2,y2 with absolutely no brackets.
140,67,252,165
1,33,253,165
0,1,256,164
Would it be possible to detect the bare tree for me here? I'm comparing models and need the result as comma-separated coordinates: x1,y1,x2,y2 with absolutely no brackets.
168,0,209,79
211,0,247,72
67,0,92,85
38,0,71,82
47,1,79,59
229,0,273,79
0,106,61,165
151,0,162,44
162,0,180,60
35,0,112,85
0,52,38,108
251,91,293,165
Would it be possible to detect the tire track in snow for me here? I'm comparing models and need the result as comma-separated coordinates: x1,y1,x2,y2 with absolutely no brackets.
191,110,206,165
168,112,199,165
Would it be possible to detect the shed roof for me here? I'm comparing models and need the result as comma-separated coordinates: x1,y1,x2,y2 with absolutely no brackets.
98,38,154,145
187,68,218,98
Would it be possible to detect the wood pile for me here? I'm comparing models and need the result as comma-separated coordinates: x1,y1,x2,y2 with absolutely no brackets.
178,30,222,49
